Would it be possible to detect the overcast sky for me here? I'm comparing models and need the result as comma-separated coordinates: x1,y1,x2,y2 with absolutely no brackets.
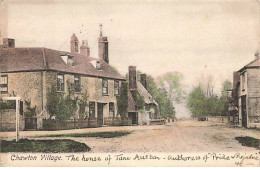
1,0,260,94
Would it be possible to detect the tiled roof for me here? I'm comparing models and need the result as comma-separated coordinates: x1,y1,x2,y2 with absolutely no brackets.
127,91,136,112
0,47,125,80
137,81,158,106
238,58,260,72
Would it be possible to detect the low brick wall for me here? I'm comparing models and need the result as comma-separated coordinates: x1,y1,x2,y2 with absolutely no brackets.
104,117,132,126
0,109,25,131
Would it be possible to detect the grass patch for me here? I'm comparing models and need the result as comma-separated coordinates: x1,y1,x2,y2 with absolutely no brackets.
0,139,91,153
36,131,132,138
235,136,260,150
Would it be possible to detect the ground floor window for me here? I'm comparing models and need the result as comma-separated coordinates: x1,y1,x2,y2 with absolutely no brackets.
109,102,115,117
89,102,95,118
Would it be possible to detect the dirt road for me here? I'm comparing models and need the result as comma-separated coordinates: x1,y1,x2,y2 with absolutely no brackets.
1,120,259,153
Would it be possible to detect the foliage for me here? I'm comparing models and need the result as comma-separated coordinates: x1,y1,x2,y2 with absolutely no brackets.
46,82,78,120
136,92,145,113
146,75,175,118
187,80,232,117
78,89,88,119
24,100,37,118
116,81,128,117
158,71,186,103
0,139,91,153
36,131,132,138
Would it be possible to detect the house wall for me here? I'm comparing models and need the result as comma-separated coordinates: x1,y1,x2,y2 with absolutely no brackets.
1,71,121,129
238,68,260,127
247,68,260,124
0,72,43,116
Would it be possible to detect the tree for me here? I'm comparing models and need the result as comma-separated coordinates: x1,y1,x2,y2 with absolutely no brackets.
46,83,78,120
116,81,129,117
147,75,175,118
158,72,186,103
218,80,232,116
187,79,232,117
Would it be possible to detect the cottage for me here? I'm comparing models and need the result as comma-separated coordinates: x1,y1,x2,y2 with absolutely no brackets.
127,66,161,125
0,26,125,130
232,53,260,128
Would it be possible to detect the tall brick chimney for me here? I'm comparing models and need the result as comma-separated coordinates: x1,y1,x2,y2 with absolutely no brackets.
80,40,90,57
70,33,79,54
140,74,147,89
129,66,137,91
3,38,15,48
98,24,109,64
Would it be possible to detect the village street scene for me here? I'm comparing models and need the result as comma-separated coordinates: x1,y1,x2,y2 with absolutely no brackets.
0,0,260,162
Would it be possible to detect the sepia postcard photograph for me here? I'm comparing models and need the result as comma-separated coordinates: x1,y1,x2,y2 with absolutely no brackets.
0,0,259,167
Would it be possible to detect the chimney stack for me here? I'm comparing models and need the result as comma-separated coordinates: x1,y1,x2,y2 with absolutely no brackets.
80,40,90,57
70,33,79,54
140,74,147,89
129,66,137,91
98,24,109,64
3,38,15,48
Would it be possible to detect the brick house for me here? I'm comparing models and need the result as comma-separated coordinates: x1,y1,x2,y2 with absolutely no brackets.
127,66,161,125
231,53,260,128
0,28,125,130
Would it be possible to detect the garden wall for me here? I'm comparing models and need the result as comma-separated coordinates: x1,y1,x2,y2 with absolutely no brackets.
0,109,25,131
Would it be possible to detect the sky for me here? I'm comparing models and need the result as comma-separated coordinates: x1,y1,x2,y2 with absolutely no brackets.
1,0,260,95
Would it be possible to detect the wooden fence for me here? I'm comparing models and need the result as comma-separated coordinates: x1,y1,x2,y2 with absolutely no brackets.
206,116,229,123
104,117,132,126
42,118,98,130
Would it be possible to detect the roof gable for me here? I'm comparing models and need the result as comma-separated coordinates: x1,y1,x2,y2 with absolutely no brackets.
137,81,158,105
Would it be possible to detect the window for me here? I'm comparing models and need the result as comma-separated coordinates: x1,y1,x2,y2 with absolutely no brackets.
0,75,8,93
67,56,73,66
96,61,102,70
57,74,64,91
109,102,115,117
74,75,81,93
89,102,95,118
114,80,120,96
242,73,245,91
102,79,108,95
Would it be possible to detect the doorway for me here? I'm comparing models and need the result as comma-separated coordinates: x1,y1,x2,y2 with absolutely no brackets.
128,112,138,125
241,95,247,128
97,103,104,127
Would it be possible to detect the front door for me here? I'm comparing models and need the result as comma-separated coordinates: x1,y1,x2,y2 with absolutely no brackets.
128,112,138,125
97,103,104,127
241,95,247,127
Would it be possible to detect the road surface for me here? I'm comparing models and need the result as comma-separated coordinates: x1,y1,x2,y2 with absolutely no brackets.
1,120,259,153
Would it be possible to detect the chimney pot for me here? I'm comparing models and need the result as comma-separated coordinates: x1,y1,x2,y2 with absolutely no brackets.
80,40,90,57
98,24,109,64
70,34,79,53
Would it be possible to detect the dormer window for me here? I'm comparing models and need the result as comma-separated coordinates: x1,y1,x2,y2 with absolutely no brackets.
61,55,74,66
96,61,102,70
67,56,73,66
